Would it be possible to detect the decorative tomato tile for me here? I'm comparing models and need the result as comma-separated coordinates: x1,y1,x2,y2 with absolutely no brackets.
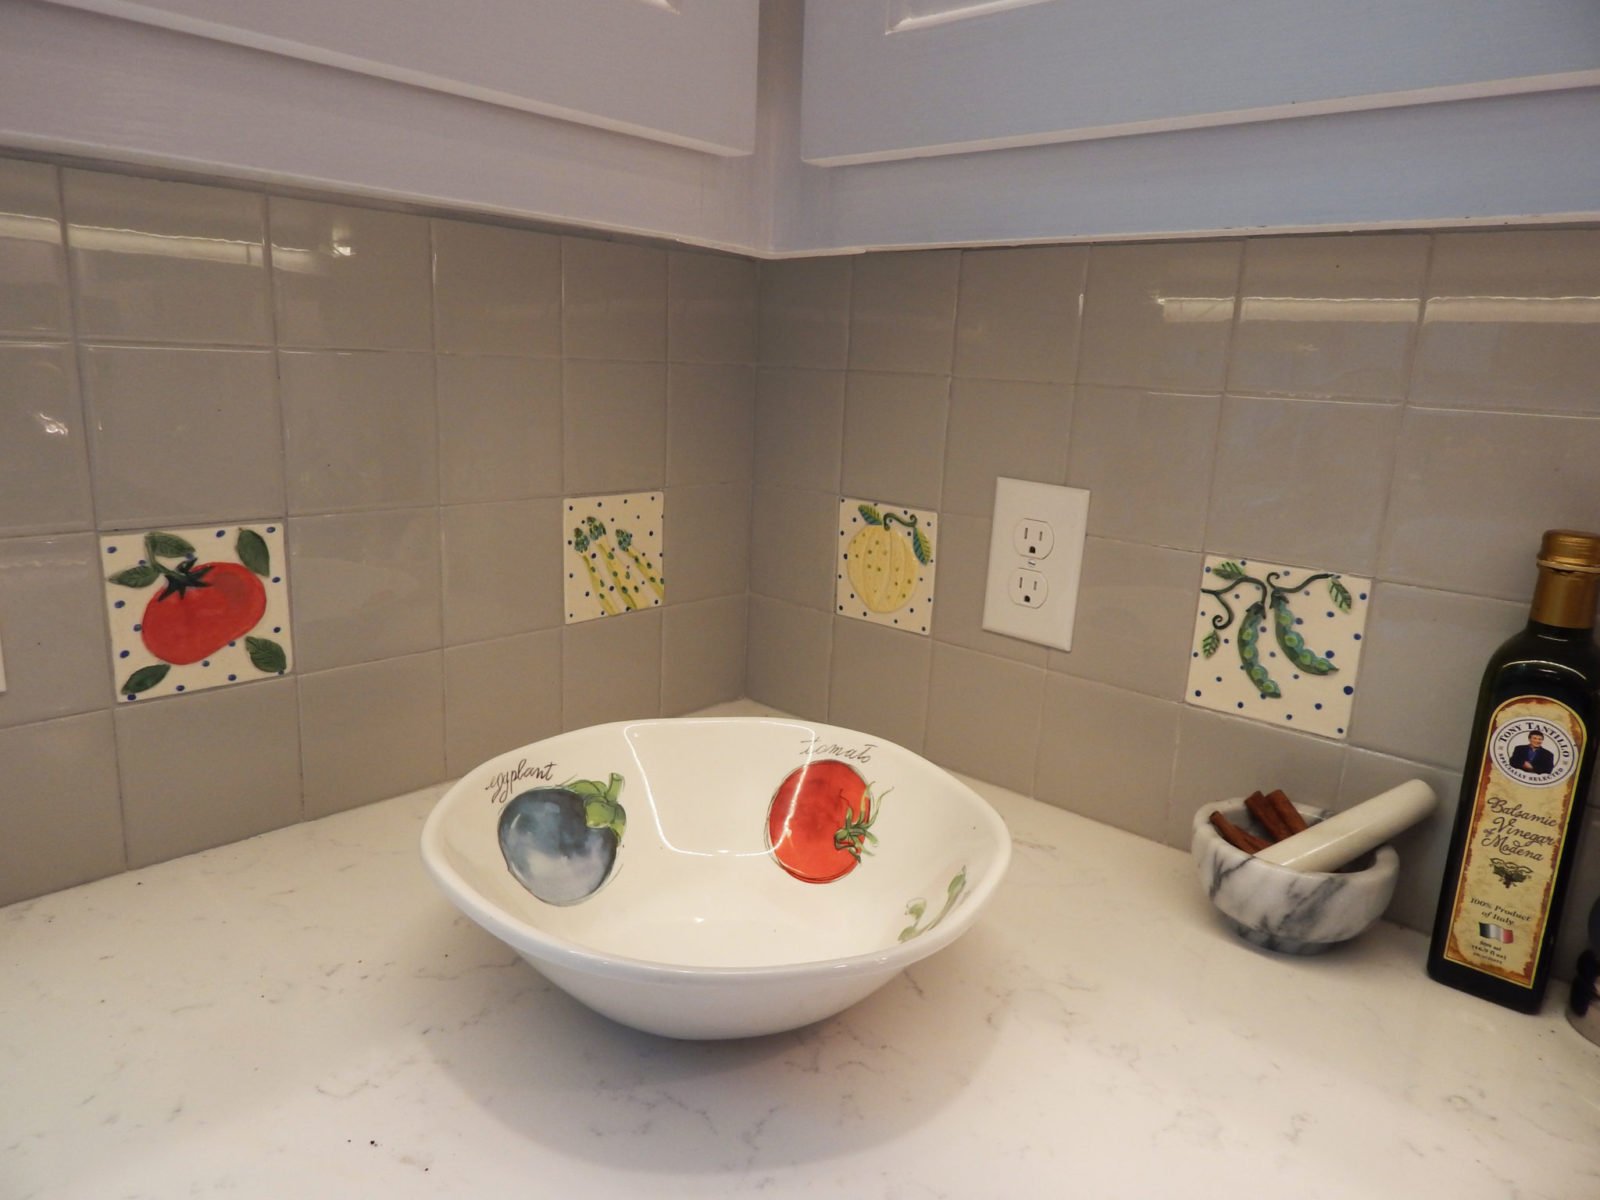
1185,554,1370,739
101,523,292,702
563,492,665,624
836,498,936,635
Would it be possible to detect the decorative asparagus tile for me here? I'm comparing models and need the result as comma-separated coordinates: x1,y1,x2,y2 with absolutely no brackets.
101,524,292,702
563,492,665,624
1185,554,1370,739
836,498,936,635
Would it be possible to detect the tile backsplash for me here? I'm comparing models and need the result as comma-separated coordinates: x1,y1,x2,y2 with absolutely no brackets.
4,152,1599,978
0,155,753,901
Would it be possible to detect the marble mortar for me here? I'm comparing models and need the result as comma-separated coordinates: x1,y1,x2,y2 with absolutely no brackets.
1191,799,1399,955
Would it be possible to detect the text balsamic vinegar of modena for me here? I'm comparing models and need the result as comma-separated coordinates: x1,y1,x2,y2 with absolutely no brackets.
1427,530,1600,1012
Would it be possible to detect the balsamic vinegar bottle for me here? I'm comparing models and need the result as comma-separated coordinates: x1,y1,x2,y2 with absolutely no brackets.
1427,530,1600,1013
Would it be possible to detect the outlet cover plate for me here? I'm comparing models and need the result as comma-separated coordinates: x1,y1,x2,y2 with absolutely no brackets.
981,478,1089,651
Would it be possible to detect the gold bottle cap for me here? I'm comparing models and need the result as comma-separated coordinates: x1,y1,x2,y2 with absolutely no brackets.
1537,529,1600,575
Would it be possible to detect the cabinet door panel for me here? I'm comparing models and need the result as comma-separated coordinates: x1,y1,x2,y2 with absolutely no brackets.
46,0,758,155
802,0,1600,164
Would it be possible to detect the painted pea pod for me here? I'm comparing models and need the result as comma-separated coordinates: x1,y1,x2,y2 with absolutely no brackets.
1238,600,1282,698
1270,593,1337,675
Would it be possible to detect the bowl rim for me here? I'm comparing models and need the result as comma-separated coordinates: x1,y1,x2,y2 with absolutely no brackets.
420,716,1014,984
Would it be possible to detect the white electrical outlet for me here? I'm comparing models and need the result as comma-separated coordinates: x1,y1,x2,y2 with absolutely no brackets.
982,478,1090,651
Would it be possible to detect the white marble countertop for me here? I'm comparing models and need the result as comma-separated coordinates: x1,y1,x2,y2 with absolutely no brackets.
4,714,1598,1198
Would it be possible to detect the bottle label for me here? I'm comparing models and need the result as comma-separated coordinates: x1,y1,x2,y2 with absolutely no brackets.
1443,696,1586,986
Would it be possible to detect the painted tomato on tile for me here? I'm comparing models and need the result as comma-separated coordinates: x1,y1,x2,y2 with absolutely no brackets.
139,561,266,665
107,529,286,695
766,759,881,884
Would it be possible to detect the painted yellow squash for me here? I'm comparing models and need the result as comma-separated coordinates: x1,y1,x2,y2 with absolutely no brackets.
846,508,930,614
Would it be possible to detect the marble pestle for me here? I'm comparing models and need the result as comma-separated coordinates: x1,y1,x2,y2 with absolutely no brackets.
1254,779,1437,873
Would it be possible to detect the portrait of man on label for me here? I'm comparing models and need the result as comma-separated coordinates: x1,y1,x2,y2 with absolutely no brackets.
1510,730,1555,775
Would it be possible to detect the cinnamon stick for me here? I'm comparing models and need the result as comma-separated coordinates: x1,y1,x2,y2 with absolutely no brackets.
1209,811,1270,854
1264,788,1309,835
1244,790,1295,843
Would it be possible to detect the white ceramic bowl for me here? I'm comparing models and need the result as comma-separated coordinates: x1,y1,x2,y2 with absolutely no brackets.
421,717,1012,1039
1191,799,1399,955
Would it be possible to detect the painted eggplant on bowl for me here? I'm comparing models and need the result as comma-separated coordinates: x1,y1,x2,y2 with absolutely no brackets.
421,717,1012,1040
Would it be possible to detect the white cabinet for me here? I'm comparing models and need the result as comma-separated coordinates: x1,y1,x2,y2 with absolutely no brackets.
44,0,758,155
800,0,1600,165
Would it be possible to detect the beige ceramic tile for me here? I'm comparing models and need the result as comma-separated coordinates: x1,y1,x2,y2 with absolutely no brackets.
0,343,92,536
827,617,932,753
1184,553,1370,741
270,197,431,350
746,595,832,721
1380,408,1600,602
82,345,283,529
562,236,667,362
1346,583,1526,771
840,371,950,511
924,643,1046,795
562,360,667,494
442,499,563,644
928,513,1047,667
0,534,111,729
1207,395,1401,576
668,251,759,364
954,245,1087,383
65,169,271,346
287,508,441,671
1338,748,1462,935
562,491,664,623
665,482,750,605
749,485,837,611
101,522,292,704
1034,674,1181,842
431,218,560,357
1413,230,1600,414
115,676,301,867
0,712,124,905
1229,234,1427,401
836,497,937,635
849,250,961,375
755,367,845,491
942,378,1071,517
299,652,445,818
444,629,562,777
1166,705,1346,849
1080,240,1241,391
437,355,562,503
281,351,437,514
759,257,852,369
662,594,747,716
667,363,755,486
0,157,69,337
1066,385,1218,551
561,609,663,730
1047,537,1202,700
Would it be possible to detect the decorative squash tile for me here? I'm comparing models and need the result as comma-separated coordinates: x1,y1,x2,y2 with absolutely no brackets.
836,497,937,635
1185,554,1370,739
101,523,292,702
563,491,665,624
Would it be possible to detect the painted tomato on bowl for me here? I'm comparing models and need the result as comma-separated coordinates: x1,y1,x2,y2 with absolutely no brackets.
766,759,882,884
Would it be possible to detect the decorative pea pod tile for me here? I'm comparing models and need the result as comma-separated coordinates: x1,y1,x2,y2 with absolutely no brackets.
563,492,664,624
836,498,936,635
1185,554,1370,739
101,524,292,702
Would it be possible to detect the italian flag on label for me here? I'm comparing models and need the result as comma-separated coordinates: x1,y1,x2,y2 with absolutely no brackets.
1477,922,1515,944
